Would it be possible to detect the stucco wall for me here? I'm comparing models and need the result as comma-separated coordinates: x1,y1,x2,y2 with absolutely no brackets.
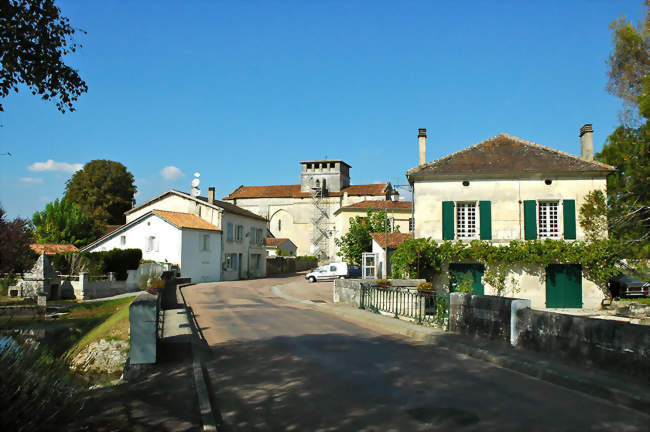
229,194,386,259
180,229,222,283
89,213,183,265
220,212,267,281
413,177,607,241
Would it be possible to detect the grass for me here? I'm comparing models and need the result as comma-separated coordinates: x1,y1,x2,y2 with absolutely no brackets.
617,297,650,305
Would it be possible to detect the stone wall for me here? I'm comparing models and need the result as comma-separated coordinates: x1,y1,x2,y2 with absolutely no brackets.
266,256,318,275
516,308,650,379
448,292,650,378
449,293,530,344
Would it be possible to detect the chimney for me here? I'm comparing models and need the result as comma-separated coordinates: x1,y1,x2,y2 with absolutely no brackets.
579,124,594,161
418,128,427,165
208,187,215,204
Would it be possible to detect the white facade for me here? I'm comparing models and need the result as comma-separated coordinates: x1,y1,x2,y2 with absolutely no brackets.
133,190,267,280
83,212,222,283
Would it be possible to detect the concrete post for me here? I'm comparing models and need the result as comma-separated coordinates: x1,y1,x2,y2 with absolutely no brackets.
108,272,116,282
510,299,531,346
79,272,89,299
129,293,159,364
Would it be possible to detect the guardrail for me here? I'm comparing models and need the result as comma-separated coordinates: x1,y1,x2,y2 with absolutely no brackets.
360,285,449,328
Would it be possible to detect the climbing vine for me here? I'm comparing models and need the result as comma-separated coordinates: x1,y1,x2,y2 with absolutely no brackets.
391,238,624,296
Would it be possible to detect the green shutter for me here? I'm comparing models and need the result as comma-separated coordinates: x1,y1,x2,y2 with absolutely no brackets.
524,200,537,240
442,201,455,240
479,201,492,240
563,199,576,240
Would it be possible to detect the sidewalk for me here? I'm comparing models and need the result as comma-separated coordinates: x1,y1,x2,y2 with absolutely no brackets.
273,280,650,414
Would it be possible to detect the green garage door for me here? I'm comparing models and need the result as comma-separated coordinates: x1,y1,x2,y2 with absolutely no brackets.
546,264,582,308
449,263,485,295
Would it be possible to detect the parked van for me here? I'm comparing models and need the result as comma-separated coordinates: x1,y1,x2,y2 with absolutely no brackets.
305,262,351,282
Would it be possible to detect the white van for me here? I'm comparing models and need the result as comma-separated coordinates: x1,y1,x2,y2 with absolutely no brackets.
305,262,349,282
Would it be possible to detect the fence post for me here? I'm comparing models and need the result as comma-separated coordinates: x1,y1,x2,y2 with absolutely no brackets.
359,283,365,309
394,289,399,319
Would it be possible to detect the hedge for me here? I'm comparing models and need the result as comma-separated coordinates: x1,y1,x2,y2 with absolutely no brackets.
52,249,142,280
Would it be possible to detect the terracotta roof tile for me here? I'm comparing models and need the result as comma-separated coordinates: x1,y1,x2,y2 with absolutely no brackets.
224,183,388,199
29,243,79,255
265,238,290,247
339,200,412,211
370,233,412,249
407,133,615,178
153,210,221,231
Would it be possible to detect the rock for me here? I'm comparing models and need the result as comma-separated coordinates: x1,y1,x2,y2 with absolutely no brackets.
71,339,129,375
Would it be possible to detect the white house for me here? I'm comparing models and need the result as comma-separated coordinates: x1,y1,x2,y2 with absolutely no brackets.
406,126,615,309
83,188,268,282
370,232,412,279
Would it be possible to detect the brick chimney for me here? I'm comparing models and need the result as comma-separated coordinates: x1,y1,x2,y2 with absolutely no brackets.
418,128,427,165
580,124,594,161
208,187,215,204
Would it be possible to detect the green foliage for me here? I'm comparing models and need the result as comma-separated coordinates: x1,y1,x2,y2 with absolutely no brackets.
579,190,609,242
0,205,37,273
606,3,650,123
335,208,396,264
417,281,433,291
32,198,99,247
0,0,87,113
64,160,136,227
392,238,624,295
53,249,142,280
0,338,81,431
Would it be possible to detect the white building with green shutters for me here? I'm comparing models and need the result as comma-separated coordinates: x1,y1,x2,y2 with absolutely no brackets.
406,125,615,309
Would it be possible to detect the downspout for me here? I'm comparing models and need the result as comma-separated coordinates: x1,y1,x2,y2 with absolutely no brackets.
411,180,415,239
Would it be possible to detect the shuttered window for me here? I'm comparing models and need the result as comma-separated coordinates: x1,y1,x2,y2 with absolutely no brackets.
227,223,233,241
524,200,537,240
538,202,560,238
479,201,492,240
563,199,576,239
456,203,478,239
442,201,455,240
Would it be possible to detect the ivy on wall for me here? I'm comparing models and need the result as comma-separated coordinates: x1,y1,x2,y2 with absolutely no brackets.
391,238,624,296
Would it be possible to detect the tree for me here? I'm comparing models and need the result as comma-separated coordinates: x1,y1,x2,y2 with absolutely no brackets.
64,160,136,227
598,2,650,258
0,0,87,113
0,205,37,273
32,198,99,247
335,208,397,264
606,2,650,125
579,190,609,242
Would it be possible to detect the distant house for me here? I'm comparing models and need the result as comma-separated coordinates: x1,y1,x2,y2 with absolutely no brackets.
265,238,298,257
29,243,79,256
82,188,268,282
406,126,615,309
370,232,412,279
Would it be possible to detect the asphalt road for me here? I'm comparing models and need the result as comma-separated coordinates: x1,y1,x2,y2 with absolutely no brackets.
182,275,649,431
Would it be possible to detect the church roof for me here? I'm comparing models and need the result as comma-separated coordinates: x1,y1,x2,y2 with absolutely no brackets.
223,183,389,200
407,133,615,179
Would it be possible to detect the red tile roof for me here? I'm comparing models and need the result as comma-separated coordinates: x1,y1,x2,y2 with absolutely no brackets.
407,133,615,178
29,243,79,255
338,200,412,211
265,238,291,247
153,210,221,231
370,233,412,249
224,183,389,199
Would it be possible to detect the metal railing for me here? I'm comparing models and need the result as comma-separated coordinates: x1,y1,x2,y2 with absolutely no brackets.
359,285,449,329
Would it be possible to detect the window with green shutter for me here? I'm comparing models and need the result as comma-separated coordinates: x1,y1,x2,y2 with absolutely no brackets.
524,200,537,240
442,201,455,240
563,199,576,239
479,201,492,240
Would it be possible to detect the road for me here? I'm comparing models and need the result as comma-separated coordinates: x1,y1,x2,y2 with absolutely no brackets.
182,275,648,431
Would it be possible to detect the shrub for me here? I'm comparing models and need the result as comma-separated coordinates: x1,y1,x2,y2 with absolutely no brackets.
376,279,391,289
146,278,165,294
417,281,434,291
52,249,142,280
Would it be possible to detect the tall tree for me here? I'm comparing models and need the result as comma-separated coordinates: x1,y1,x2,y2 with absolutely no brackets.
64,160,136,227
0,205,37,273
0,0,87,113
32,198,99,247
606,1,650,125
598,1,650,257
335,208,397,264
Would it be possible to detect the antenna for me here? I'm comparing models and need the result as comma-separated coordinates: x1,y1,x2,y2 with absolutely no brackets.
191,172,201,197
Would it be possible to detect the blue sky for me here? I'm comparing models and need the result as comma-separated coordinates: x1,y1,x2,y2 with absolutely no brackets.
0,1,645,220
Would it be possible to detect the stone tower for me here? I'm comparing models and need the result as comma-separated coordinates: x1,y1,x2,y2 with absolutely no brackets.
300,160,351,193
